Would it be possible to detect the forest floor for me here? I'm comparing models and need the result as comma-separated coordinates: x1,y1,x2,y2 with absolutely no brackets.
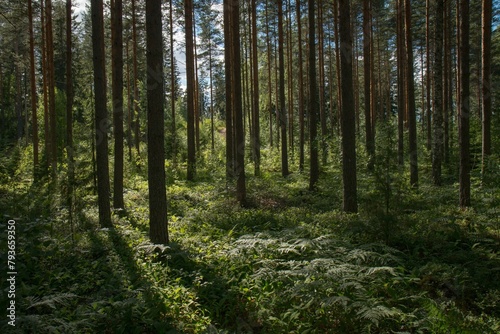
1,144,500,333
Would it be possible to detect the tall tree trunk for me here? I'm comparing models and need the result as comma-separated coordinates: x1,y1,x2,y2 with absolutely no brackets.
363,0,374,170
296,0,305,172
426,0,432,151
227,0,247,204
318,0,327,165
278,0,289,177
186,0,196,180
209,24,215,152
41,0,50,171
66,0,75,231
15,39,22,141
47,0,57,177
28,0,39,173
126,40,133,162
224,0,234,178
459,0,470,208
66,0,74,152
308,0,319,190
146,0,169,244
111,0,124,209
333,0,342,135
286,0,294,155
91,0,112,227
396,0,405,166
443,0,451,164
193,14,201,156
404,0,418,187
251,0,260,175
481,0,492,177
132,0,140,155
339,0,357,213
265,0,273,147
169,0,177,164
432,0,444,186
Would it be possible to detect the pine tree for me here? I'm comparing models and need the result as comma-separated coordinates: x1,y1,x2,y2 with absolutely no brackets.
146,0,169,244
339,0,357,213
91,0,112,227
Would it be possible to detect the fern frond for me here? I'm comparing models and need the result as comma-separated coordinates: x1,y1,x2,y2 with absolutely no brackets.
26,293,78,310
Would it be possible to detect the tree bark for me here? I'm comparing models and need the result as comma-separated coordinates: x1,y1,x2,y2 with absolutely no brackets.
28,0,39,172
339,0,357,213
146,0,169,244
41,0,50,171
432,0,444,186
91,0,112,227
296,0,305,172
363,0,374,170
186,0,196,180
169,0,177,165
396,0,405,166
459,0,470,208
111,0,124,209
47,0,57,177
251,0,260,176
131,0,140,155
278,0,289,177
308,0,319,190
226,0,247,204
318,0,327,165
481,0,492,177
404,0,418,187
224,0,234,179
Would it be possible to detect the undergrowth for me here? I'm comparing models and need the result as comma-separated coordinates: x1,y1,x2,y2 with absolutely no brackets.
1,143,499,333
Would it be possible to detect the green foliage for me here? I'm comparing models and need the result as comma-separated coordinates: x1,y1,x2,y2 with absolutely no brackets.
1,141,499,333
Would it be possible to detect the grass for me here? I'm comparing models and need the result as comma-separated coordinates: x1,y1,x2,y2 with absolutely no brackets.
1,142,499,333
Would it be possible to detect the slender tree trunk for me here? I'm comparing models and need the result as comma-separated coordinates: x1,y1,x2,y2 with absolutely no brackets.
333,0,341,135
41,0,50,171
308,0,319,190
111,0,124,209
91,0,112,227
169,0,177,164
265,0,273,147
278,0,289,177
15,39,22,141
296,0,305,172
459,0,470,208
443,0,451,164
132,0,140,155
363,0,374,170
47,0,57,177
28,0,39,173
481,0,492,177
227,0,247,204
404,0,418,187
66,0,74,152
318,0,327,165
126,39,133,162
425,0,432,151
209,27,215,152
432,0,444,186
146,0,169,244
224,0,234,179
251,0,260,175
193,14,201,156
186,0,196,180
339,0,357,213
66,0,75,230
396,0,405,165
286,0,294,155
